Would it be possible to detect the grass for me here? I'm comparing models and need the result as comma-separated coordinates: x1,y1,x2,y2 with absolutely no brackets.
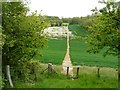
34,38,67,65
70,39,118,68
12,64,118,88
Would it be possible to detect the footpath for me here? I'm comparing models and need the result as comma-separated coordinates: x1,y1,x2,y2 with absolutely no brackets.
62,27,73,76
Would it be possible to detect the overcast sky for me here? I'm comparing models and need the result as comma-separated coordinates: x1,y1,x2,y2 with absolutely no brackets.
29,0,119,18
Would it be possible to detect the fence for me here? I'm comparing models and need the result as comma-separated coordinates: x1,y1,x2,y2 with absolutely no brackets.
40,63,109,79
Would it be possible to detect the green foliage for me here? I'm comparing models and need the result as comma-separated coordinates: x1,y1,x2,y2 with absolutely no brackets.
86,0,120,56
2,2,49,80
48,16,63,27
0,26,3,55
2,2,26,65
62,16,94,30
62,18,72,24
69,17,80,24
79,16,94,29
25,60,41,74
23,60,41,82
0,75,6,89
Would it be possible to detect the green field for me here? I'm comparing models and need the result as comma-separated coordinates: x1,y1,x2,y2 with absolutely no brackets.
34,38,67,65
70,39,118,68
34,24,118,68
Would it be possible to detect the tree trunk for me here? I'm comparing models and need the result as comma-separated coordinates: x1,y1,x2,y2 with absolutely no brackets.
6,65,13,88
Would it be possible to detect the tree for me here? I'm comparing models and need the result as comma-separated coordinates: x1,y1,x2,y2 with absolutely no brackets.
86,0,120,79
86,0,120,56
2,1,49,84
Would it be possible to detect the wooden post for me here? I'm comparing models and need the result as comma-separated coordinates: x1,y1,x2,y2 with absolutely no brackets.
33,65,37,81
34,73,37,81
119,69,120,87
48,63,52,74
97,67,100,78
6,65,13,87
76,67,79,78
67,67,69,76
119,69,120,80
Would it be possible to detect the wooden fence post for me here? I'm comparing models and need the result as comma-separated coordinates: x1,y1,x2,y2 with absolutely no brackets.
118,69,120,81
97,67,100,78
6,65,13,87
67,67,69,76
48,63,52,74
76,67,79,78
33,65,37,81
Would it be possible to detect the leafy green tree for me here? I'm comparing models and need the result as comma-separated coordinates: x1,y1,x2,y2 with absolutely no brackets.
86,0,120,78
2,2,49,81
86,0,120,56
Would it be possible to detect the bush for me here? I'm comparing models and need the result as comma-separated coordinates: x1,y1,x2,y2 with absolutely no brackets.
10,60,41,82
22,60,41,82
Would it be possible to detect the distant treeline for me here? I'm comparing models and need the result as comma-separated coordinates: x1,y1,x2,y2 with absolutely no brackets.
47,15,94,29
47,16,63,27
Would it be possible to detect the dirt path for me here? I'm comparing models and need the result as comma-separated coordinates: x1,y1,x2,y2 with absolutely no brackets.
62,27,73,76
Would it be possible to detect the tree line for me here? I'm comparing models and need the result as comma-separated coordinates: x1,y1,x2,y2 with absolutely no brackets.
48,15,95,29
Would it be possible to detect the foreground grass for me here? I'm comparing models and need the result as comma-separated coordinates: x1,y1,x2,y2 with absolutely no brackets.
12,63,118,88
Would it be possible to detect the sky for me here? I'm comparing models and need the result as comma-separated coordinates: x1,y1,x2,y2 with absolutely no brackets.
29,0,119,18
